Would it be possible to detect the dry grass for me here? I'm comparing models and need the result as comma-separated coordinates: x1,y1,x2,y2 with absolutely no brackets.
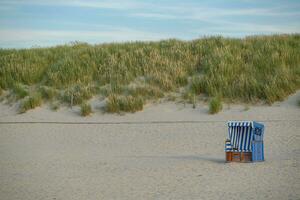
61,84,95,106
19,93,42,113
80,103,92,116
0,34,299,113
209,97,222,114
50,101,60,111
12,84,28,100
38,86,58,100
106,94,144,113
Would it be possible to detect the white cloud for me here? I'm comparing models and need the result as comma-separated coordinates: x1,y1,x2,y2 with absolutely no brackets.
0,0,146,10
131,13,178,20
1,0,299,48
3,0,298,16
129,4,300,35
0,28,174,48
131,6,300,22
194,21,300,37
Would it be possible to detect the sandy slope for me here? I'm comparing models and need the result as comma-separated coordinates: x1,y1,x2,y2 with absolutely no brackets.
0,92,299,200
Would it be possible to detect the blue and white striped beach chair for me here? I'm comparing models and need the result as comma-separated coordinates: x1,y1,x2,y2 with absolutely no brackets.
225,121,265,162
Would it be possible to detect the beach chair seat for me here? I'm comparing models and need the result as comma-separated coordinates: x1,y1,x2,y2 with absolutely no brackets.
225,121,265,162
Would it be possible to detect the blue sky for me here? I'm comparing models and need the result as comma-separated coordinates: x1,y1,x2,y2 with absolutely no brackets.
0,0,299,48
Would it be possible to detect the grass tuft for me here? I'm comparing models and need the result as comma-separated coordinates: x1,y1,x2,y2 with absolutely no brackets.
38,86,58,100
127,85,164,100
209,97,222,114
61,85,94,106
50,101,60,111
80,102,92,116
19,93,42,113
106,94,144,113
190,76,203,95
12,84,28,99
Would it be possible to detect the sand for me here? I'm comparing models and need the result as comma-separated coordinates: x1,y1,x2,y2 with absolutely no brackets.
0,92,299,200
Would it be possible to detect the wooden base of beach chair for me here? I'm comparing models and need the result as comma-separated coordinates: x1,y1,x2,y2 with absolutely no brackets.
226,152,232,162
226,152,252,162
241,152,252,162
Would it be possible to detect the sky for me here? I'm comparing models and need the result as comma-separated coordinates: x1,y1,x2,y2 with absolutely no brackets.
0,0,299,48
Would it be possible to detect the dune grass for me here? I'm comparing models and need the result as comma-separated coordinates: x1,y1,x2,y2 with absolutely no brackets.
12,83,29,99
0,34,299,114
19,93,42,113
106,94,144,113
38,86,58,100
126,85,164,100
209,97,223,114
61,84,95,106
80,102,92,116
50,101,60,111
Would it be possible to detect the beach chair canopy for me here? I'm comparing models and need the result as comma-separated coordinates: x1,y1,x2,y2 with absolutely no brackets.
227,121,264,152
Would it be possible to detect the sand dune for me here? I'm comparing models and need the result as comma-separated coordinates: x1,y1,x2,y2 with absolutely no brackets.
0,91,299,200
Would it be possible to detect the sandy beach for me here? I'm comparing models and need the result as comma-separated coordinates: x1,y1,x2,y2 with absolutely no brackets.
0,92,299,200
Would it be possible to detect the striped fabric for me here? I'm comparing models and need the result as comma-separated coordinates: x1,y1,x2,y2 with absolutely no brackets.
225,140,232,152
227,121,253,152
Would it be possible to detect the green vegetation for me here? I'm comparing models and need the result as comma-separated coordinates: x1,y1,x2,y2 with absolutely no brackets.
0,34,299,114
209,97,223,114
50,101,60,111
38,86,58,100
12,84,28,99
106,94,144,113
61,84,95,106
19,93,42,113
80,102,92,116
126,85,164,100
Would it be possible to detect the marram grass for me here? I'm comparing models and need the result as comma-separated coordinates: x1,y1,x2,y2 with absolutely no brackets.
0,34,299,114
80,102,92,116
12,83,28,100
106,94,144,113
209,97,223,114
19,93,42,113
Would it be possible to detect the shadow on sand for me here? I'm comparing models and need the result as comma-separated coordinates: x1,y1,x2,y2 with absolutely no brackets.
123,155,225,164
167,155,225,164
